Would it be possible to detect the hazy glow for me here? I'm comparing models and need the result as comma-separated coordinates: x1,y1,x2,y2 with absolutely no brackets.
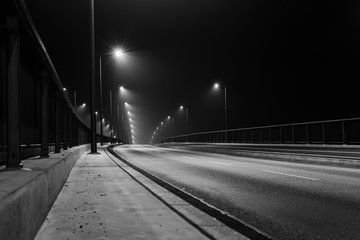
114,48,125,58
167,116,170,119
214,83,220,89
95,111,98,115
82,103,86,106
120,86,124,90
63,88,66,91
180,105,183,110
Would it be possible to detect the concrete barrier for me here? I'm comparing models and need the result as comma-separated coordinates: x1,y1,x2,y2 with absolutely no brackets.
0,144,90,240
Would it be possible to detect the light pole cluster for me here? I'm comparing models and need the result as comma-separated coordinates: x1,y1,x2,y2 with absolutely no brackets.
150,82,228,144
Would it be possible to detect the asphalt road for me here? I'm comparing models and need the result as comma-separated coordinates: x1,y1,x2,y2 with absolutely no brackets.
113,145,360,240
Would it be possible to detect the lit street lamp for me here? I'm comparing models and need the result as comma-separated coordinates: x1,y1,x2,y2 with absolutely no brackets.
213,82,228,142
180,105,189,142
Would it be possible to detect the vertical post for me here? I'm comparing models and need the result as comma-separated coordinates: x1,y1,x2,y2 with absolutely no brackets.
90,0,97,153
40,70,49,157
121,113,124,144
99,56,103,145
110,90,113,142
6,15,22,169
54,93,61,153
68,113,73,148
224,86,228,143
186,107,189,142
63,107,68,150
117,105,120,143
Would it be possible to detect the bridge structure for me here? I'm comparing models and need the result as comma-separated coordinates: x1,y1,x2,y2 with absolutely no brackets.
1,1,360,240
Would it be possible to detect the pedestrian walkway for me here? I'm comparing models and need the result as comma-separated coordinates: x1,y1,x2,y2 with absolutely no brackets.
34,145,211,240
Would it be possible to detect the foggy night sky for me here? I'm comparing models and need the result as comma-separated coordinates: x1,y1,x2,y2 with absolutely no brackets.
27,0,360,143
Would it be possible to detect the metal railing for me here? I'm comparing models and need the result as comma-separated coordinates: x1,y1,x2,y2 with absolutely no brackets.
0,0,122,168
159,117,360,145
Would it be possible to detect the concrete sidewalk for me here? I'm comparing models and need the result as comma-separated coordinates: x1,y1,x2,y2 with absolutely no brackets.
35,145,230,240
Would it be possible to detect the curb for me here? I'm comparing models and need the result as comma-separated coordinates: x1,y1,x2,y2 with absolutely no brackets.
0,144,90,240
160,145,360,168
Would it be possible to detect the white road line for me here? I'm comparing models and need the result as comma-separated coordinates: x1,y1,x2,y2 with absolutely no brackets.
261,170,320,181
208,161,231,166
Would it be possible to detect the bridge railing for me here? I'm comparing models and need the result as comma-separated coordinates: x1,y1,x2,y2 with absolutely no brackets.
159,117,360,145
0,0,122,168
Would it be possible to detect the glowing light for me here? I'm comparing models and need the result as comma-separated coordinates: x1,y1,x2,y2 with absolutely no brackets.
120,86,124,90
214,83,220,89
82,103,86,106
114,48,124,58
180,106,183,110
167,116,170,119
95,111,98,115
63,88,66,91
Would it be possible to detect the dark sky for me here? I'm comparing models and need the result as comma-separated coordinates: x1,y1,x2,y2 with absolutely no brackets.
27,0,360,143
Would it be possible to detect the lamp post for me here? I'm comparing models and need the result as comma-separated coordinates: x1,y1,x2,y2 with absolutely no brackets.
98,49,124,145
89,0,97,153
110,89,113,142
214,83,227,142
180,105,189,142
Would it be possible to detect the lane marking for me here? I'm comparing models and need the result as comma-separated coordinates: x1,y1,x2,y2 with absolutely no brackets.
208,161,231,166
261,170,320,181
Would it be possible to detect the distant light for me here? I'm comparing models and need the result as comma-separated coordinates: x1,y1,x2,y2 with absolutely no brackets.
63,88,66,91
127,111,130,114
214,83,220,89
95,111,98,115
180,106,183,110
161,122,163,125
102,118,105,121
82,103,86,106
120,86,124,90
124,102,128,105
167,116,170,119
114,48,124,58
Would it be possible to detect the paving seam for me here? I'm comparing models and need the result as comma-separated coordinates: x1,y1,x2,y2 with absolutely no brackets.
106,145,273,240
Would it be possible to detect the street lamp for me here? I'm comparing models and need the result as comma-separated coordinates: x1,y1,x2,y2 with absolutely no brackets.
180,105,189,142
98,49,126,145
213,82,228,142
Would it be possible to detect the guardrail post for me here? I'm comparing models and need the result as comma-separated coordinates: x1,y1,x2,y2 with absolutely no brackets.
54,92,61,153
68,112,73,148
63,107,68,150
6,15,22,169
40,70,49,157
